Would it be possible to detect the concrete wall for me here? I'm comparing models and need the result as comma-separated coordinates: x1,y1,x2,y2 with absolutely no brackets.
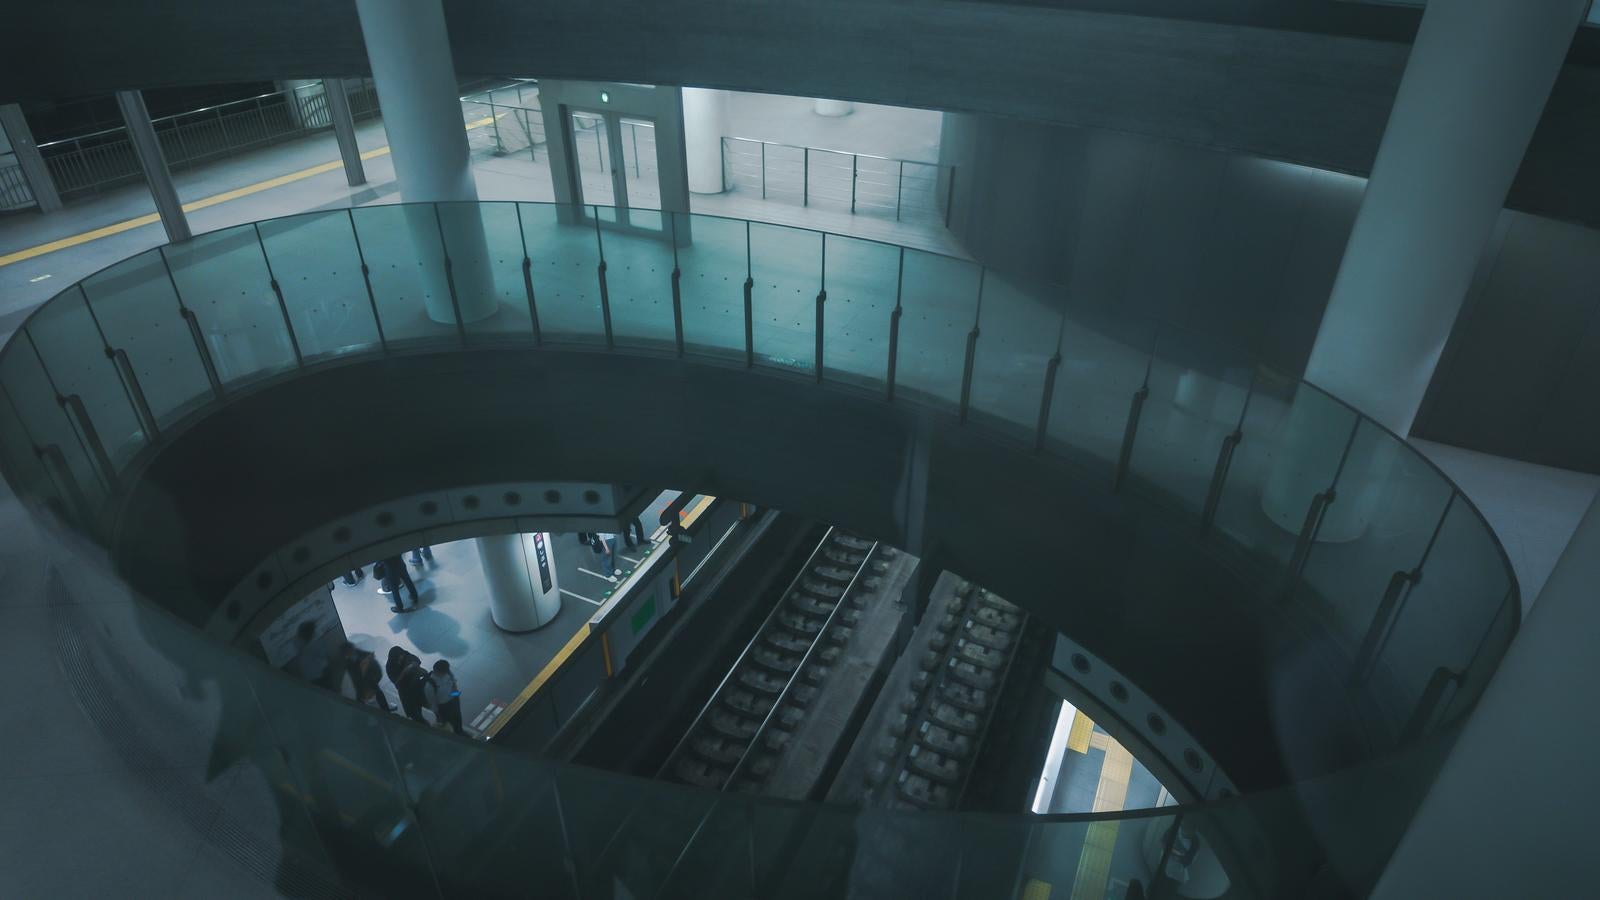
1412,211,1600,473
940,114,1600,475
939,112,1363,376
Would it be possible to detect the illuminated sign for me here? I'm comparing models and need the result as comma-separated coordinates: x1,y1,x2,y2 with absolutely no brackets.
533,532,553,592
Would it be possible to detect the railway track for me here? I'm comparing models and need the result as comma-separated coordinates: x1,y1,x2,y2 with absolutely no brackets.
868,576,1029,811
661,526,891,793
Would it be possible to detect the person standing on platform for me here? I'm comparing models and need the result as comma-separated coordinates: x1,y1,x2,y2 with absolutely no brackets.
409,546,433,566
622,517,646,549
379,553,420,612
343,642,391,711
386,647,428,723
596,532,618,578
425,659,465,735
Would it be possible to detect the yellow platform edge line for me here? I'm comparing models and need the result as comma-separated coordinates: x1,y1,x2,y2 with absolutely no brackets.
0,113,501,269
483,622,593,739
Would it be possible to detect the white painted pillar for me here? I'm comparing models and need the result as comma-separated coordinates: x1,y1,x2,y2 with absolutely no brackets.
681,87,729,194
1371,491,1600,897
813,98,854,118
352,0,495,324
1262,0,1584,541
1305,0,1585,437
477,533,562,632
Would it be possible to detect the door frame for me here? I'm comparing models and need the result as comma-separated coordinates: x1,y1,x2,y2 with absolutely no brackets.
537,80,690,242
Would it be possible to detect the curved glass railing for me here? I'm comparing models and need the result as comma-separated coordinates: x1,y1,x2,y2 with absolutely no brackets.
0,201,1518,897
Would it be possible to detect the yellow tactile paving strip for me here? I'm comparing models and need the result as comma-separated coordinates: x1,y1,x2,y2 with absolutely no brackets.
1069,741,1133,900
0,113,503,269
1066,708,1094,754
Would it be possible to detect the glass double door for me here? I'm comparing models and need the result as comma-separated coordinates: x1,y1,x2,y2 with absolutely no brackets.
570,109,661,229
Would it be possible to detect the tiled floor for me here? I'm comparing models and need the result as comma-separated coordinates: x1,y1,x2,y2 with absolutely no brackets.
327,490,678,731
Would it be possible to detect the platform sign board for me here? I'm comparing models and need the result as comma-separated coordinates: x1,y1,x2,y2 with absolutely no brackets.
533,532,553,593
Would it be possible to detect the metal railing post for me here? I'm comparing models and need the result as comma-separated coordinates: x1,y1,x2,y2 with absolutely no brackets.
896,160,905,222
760,141,767,199
59,394,116,493
744,221,755,367
37,444,93,526
958,269,985,423
803,147,810,207
1113,334,1158,494
252,222,304,368
158,247,224,399
1201,373,1255,530
815,236,827,382
1034,353,1062,454
887,248,904,402
432,204,468,342
109,348,159,442
671,213,685,357
1283,415,1362,599
850,154,858,214
1033,312,1068,453
1402,667,1461,742
514,203,541,344
347,208,389,353
944,167,957,228
1351,493,1454,686
594,206,613,348
720,137,727,192
22,329,116,494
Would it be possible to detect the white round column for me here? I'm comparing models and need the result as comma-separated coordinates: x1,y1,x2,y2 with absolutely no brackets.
1263,0,1584,540
476,533,562,632
1305,0,1584,436
813,98,854,118
682,87,729,194
352,0,495,324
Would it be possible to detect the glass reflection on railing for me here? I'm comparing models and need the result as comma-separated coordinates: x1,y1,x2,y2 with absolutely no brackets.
0,200,1518,763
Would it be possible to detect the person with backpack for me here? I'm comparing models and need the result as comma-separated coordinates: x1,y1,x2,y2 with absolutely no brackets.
424,659,465,736
376,554,419,612
386,646,428,723
343,642,390,711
